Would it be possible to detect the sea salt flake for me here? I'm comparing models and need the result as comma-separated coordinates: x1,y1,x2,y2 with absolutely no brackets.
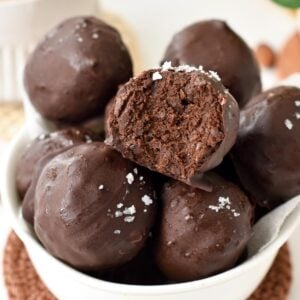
117,203,124,209
142,195,153,206
115,211,123,218
161,61,172,71
284,119,293,130
152,71,163,81
139,176,144,181
38,133,48,140
123,205,136,215
85,135,92,143
296,112,300,120
124,216,135,223
209,70,221,81
175,65,197,72
114,230,121,234
126,173,134,184
133,168,138,174
98,185,104,190
208,205,221,212
92,32,99,39
295,100,300,107
77,37,83,43
143,209,147,213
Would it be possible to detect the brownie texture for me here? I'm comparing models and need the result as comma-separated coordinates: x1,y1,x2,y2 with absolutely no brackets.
106,65,239,190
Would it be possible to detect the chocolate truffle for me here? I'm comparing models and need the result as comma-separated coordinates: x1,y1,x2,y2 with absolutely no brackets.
16,127,96,198
277,32,300,79
106,64,239,190
98,242,167,285
232,86,300,209
162,20,261,107
34,142,157,271
24,16,133,122
155,176,252,282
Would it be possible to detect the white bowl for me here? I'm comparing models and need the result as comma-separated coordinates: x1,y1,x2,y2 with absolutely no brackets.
1,127,300,300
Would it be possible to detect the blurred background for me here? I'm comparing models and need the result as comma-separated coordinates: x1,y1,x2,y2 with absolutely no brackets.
0,0,299,102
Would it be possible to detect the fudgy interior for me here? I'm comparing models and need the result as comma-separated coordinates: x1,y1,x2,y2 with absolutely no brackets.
115,70,225,181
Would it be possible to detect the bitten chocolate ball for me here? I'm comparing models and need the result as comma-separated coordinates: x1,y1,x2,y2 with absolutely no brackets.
232,86,300,209
155,176,252,282
106,64,239,190
162,20,261,107
24,16,133,122
16,127,96,198
34,142,157,271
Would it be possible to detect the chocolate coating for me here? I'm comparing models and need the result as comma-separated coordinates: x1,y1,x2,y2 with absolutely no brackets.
162,20,261,107
155,176,252,282
106,66,239,190
16,127,96,198
232,86,300,209
25,16,133,122
34,142,157,271
97,242,167,285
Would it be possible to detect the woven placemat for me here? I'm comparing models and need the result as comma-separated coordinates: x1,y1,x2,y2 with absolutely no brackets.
3,232,292,300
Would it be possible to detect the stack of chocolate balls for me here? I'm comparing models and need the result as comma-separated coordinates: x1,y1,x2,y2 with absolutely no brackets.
16,16,300,285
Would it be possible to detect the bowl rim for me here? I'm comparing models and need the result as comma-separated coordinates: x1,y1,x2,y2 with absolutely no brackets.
1,127,300,296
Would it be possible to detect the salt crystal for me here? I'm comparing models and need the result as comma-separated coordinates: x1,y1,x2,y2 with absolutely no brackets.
296,112,300,120
77,37,83,43
161,61,172,71
209,70,221,81
142,195,153,206
295,100,300,107
126,173,134,184
85,135,92,143
284,119,293,130
115,211,123,218
124,216,135,223
114,230,121,235
117,203,123,209
152,71,163,81
92,33,99,39
139,176,144,181
133,168,138,174
123,205,136,215
98,185,104,190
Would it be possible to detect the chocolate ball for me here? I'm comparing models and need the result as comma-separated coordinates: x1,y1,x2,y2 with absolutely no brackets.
34,142,157,271
106,65,239,190
24,16,133,122
155,176,252,282
232,86,300,209
97,242,167,285
162,20,261,108
16,127,96,198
